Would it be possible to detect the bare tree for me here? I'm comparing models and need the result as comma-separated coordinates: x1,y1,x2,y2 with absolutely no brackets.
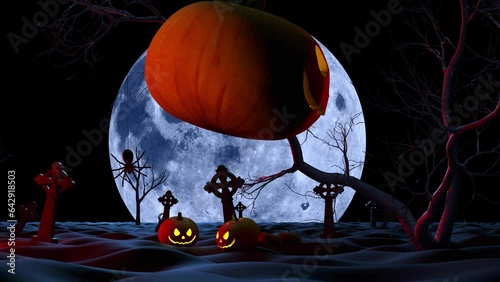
44,0,499,249
305,113,365,177
242,114,363,237
239,0,500,250
39,0,267,73
367,0,500,248
111,147,168,225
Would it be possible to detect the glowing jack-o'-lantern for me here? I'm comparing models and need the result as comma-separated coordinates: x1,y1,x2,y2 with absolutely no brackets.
278,231,302,245
145,1,329,140
216,216,261,250
158,212,199,246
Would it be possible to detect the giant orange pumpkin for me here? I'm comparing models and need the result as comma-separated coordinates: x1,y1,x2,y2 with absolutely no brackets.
145,1,329,140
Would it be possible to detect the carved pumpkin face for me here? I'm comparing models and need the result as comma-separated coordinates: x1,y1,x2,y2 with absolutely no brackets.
145,1,329,140
216,217,261,251
158,212,199,246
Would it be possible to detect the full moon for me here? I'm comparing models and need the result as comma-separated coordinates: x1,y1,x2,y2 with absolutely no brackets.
108,39,366,223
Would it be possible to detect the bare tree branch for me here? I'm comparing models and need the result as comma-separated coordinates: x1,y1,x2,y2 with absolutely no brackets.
40,0,167,73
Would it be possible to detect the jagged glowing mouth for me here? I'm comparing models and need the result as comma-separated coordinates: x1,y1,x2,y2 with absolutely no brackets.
168,235,197,245
218,238,236,249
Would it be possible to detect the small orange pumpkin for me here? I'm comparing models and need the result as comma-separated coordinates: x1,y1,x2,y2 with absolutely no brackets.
257,232,283,245
278,231,302,245
158,212,199,246
145,1,329,140
216,216,261,250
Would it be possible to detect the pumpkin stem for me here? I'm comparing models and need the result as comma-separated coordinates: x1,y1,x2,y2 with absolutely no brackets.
177,212,183,220
232,213,238,222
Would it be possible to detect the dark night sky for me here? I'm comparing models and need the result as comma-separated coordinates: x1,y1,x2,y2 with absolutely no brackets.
3,0,498,223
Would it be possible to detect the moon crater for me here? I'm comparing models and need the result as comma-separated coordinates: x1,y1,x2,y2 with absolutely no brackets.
335,93,346,111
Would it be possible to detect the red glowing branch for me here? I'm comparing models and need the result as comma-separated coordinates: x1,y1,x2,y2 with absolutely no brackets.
33,162,75,243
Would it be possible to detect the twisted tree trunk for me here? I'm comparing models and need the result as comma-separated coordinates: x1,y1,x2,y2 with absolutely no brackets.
287,136,420,248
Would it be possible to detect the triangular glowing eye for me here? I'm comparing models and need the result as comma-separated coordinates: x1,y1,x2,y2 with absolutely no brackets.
216,231,219,239
223,231,230,240
174,228,180,236
186,228,192,237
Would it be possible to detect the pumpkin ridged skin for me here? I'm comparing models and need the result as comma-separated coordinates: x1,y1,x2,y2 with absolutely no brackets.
216,217,261,250
145,1,329,140
158,212,199,247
